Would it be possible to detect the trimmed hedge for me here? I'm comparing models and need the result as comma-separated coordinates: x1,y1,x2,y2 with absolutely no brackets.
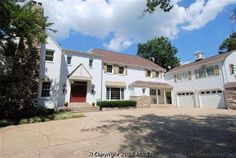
97,100,137,110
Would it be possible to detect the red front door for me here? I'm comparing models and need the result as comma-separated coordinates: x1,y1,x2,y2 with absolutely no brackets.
70,82,87,102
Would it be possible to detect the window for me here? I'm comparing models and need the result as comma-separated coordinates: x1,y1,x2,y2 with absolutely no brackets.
175,71,191,82
146,70,151,77
157,89,161,96
119,66,124,74
106,87,124,100
195,65,219,79
89,59,93,68
41,82,51,97
229,64,235,75
67,56,72,65
142,88,146,94
150,89,156,96
195,67,206,79
182,72,188,80
199,68,206,78
206,66,214,76
156,71,160,78
176,73,182,81
107,65,113,73
45,50,54,61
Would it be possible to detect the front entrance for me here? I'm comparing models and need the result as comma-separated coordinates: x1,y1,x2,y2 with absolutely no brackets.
70,81,87,102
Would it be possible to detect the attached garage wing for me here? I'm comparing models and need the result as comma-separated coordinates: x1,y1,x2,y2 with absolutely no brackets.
199,90,226,109
177,92,195,108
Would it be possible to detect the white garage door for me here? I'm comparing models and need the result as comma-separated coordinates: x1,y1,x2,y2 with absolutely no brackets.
177,92,195,107
199,90,226,109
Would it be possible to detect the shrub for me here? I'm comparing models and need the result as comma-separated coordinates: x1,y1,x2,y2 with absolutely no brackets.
97,100,137,110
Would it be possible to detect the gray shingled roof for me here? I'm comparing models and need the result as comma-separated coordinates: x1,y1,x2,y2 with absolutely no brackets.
168,51,234,73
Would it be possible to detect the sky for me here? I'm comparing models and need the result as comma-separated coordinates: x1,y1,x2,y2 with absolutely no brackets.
40,0,236,64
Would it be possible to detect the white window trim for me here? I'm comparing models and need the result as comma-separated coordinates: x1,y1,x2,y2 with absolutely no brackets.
40,82,51,98
45,49,55,62
106,87,124,100
195,64,220,79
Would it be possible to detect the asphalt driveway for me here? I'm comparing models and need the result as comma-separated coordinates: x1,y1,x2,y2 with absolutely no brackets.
0,107,236,158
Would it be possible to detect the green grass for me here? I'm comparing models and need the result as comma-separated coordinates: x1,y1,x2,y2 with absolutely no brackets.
0,111,84,128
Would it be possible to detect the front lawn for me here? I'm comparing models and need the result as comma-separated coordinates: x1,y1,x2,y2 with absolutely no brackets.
0,111,84,128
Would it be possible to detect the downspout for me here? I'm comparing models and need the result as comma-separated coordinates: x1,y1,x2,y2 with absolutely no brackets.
220,60,227,108
100,60,103,102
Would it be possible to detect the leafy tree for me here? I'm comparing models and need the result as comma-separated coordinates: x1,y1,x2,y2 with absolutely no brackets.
137,37,180,71
219,32,236,54
0,0,53,119
145,0,173,13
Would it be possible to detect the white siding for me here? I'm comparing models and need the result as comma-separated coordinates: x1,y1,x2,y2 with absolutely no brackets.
102,66,166,100
166,62,225,107
38,36,62,108
59,52,102,105
223,51,236,83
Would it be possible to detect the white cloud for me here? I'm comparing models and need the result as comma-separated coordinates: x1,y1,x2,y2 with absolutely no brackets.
183,0,236,31
39,0,236,51
103,36,132,52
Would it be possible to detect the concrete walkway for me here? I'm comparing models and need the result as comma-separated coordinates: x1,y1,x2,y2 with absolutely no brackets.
0,108,236,158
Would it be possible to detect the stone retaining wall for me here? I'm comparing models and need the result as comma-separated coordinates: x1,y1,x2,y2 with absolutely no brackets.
225,88,236,110
130,96,151,108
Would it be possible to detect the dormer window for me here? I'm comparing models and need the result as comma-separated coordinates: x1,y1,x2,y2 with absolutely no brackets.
45,50,54,61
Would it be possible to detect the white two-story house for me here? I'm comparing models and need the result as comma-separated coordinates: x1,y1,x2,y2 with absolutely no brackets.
38,35,173,108
91,49,172,107
165,51,236,109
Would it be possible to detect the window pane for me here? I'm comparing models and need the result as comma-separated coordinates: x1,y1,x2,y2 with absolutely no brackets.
206,66,214,76
142,88,146,94
150,89,156,96
67,56,72,64
41,82,51,97
119,67,124,74
106,87,110,100
45,50,54,61
111,88,121,100
199,68,206,78
147,70,151,77
107,65,113,73
182,72,188,80
176,73,182,81
121,88,124,100
89,59,93,67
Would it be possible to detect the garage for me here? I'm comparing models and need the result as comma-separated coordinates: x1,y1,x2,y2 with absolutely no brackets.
199,90,226,109
177,92,195,107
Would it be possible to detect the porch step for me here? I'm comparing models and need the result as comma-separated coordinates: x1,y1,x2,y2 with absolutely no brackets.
151,104,175,108
67,105,100,112
68,102,91,107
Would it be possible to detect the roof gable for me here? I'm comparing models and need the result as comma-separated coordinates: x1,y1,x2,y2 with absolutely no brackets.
68,64,92,80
